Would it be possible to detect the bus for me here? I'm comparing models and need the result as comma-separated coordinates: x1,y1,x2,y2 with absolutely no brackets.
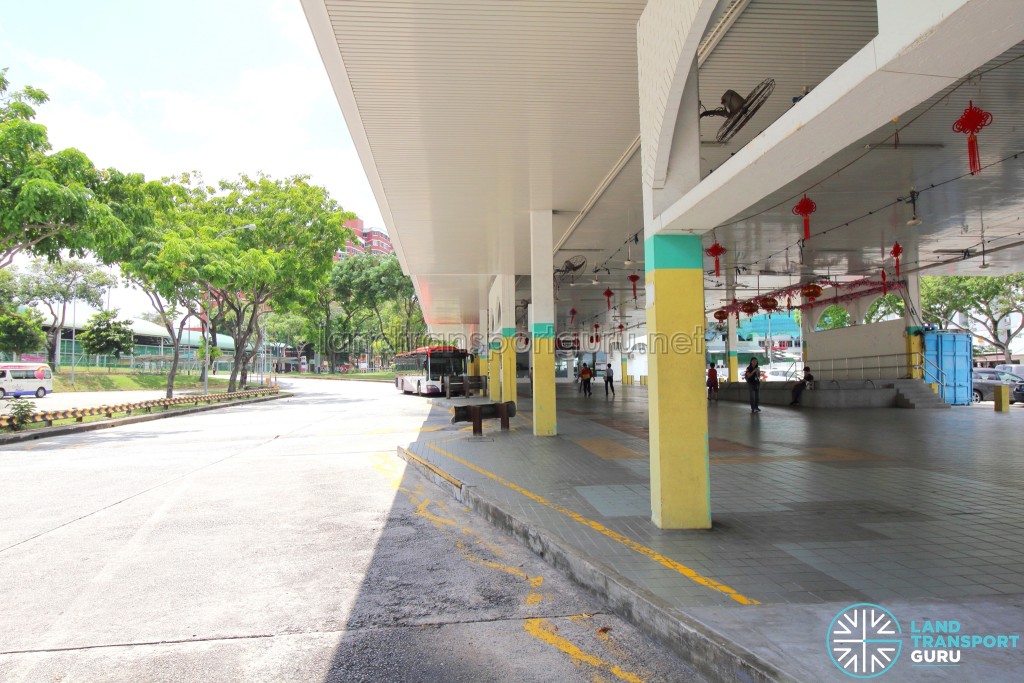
0,363,54,398
394,346,469,396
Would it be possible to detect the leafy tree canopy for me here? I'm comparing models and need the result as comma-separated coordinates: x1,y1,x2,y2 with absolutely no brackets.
77,309,134,359
0,68,152,268
921,274,1024,362
815,304,851,331
0,309,45,357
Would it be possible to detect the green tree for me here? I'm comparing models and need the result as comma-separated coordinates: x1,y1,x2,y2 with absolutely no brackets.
195,174,353,391
78,309,134,360
0,69,147,268
865,293,905,323
921,275,1024,363
815,304,851,331
19,259,115,366
0,309,45,360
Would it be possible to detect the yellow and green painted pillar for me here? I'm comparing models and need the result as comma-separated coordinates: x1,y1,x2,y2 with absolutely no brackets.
488,338,501,401
530,210,557,434
500,326,517,405
726,310,739,383
645,234,711,530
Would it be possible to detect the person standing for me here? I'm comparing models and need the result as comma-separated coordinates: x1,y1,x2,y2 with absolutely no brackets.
604,363,615,397
790,366,814,405
744,358,761,413
579,363,593,397
706,363,718,401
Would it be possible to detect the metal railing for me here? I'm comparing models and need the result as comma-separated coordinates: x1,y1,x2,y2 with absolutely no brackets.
806,352,917,381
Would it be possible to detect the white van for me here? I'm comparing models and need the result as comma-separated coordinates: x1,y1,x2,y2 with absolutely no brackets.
0,363,54,398
993,364,1024,382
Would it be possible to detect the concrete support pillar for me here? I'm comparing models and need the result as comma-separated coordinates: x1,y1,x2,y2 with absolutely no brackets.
530,211,557,435
645,234,710,530
487,306,500,400
903,273,923,378
499,274,517,406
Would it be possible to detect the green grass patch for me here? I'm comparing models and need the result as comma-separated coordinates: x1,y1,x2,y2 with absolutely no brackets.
53,372,229,393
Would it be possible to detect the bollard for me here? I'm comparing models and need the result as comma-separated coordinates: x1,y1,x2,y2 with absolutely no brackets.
994,384,1010,413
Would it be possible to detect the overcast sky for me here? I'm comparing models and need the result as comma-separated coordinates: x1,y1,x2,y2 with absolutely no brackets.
1,0,383,318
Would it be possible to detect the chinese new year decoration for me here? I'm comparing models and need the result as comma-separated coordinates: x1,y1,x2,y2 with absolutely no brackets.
759,296,779,314
603,288,614,311
569,307,576,325
881,269,888,295
627,273,640,299
890,241,903,277
713,309,729,322
740,300,760,316
801,282,824,302
952,100,992,175
792,194,817,241
705,240,727,277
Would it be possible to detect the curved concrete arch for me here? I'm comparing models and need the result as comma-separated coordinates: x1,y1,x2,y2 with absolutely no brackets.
638,0,720,192
814,303,853,331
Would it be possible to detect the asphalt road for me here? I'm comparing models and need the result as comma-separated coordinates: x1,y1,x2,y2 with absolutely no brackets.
0,377,701,683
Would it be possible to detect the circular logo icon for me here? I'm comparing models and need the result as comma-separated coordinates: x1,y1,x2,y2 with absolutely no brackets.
827,603,902,678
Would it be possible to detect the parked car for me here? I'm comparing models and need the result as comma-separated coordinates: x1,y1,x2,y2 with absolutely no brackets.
993,364,1024,382
1013,382,1024,404
971,369,1018,404
763,368,796,382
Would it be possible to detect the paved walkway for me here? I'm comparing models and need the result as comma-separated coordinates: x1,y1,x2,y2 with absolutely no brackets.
404,383,1024,682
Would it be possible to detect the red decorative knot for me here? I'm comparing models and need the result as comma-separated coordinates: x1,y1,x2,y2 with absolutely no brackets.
952,100,992,175
569,307,576,325
740,300,760,316
627,273,640,299
801,282,824,301
786,296,793,311
618,324,625,332
603,288,614,310
881,269,888,295
792,194,817,241
713,309,729,322
890,241,904,277
593,323,600,343
760,296,779,314
732,297,740,320
704,241,727,278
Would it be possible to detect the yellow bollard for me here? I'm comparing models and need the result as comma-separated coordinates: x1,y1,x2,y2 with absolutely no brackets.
994,385,1010,413
928,383,940,394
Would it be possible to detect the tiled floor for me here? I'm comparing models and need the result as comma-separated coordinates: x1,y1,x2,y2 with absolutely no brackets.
412,384,1024,681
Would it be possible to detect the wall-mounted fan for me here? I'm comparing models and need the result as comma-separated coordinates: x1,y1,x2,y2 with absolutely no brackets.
699,78,775,143
554,255,587,283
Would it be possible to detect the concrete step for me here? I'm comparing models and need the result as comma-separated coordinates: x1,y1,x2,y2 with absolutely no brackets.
892,381,951,409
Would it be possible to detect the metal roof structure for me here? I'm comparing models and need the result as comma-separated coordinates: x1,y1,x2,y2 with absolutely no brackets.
302,0,1024,331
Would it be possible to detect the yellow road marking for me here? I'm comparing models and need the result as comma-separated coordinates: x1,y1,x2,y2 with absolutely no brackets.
425,442,759,606
524,619,645,683
575,439,644,460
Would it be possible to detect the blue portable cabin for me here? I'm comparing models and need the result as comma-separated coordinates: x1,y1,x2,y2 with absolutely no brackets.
921,330,972,405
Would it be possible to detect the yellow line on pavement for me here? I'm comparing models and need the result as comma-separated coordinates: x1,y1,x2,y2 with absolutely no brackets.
524,619,644,683
425,442,760,606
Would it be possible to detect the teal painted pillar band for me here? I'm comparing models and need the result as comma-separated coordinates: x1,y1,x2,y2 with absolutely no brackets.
728,351,737,357
501,327,516,338
531,323,555,338
489,341,501,351
644,234,704,272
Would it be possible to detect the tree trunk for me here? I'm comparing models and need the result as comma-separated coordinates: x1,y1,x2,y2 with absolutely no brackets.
47,327,60,367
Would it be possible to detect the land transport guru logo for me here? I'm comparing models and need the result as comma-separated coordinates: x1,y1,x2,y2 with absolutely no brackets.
827,602,1021,678
828,603,902,678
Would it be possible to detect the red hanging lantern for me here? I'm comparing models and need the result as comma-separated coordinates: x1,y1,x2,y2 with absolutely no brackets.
704,240,727,277
569,307,576,325
603,288,614,311
593,323,600,343
801,282,824,302
792,194,817,241
713,309,729,322
952,100,993,175
760,296,779,314
881,269,888,295
890,241,903,277
786,295,793,311
740,300,760,316
618,323,625,333
627,273,640,299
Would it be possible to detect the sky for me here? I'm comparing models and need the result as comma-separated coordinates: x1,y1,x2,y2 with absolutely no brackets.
1,0,384,318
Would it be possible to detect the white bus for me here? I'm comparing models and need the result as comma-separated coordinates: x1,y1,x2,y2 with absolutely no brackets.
0,363,54,398
394,346,469,396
